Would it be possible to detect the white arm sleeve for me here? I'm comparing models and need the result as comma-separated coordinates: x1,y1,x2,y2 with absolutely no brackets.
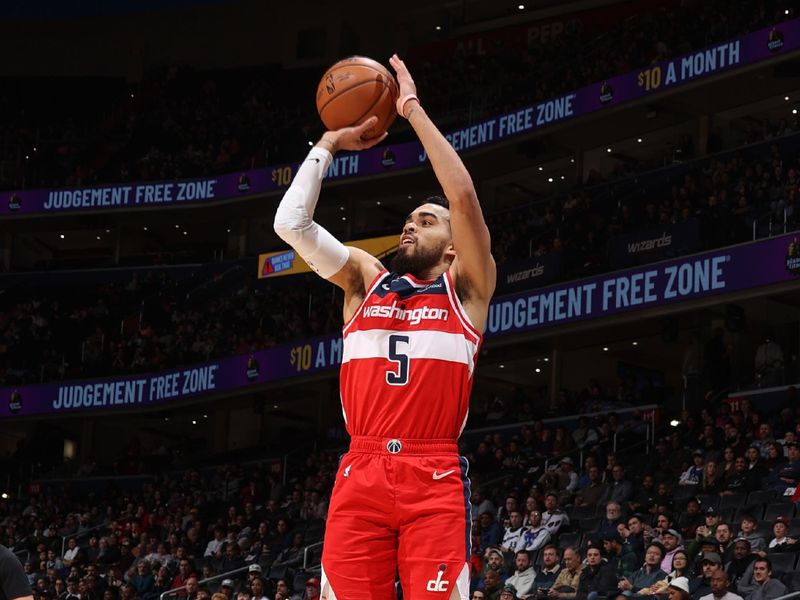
273,146,350,279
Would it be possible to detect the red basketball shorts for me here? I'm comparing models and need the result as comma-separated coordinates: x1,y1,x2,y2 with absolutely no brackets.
320,436,472,600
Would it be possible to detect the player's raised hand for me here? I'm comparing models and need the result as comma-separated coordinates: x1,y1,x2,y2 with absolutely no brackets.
389,54,419,118
319,116,387,153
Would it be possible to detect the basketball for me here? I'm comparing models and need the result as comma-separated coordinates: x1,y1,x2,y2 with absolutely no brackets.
316,56,399,139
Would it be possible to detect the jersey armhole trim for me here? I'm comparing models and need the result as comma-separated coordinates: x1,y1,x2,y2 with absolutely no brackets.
444,271,483,343
342,269,388,334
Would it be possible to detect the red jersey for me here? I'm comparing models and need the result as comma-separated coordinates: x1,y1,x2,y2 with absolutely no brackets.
340,270,482,440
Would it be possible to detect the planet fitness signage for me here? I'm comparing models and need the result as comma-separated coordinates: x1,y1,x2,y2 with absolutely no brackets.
2,233,799,418
1,19,798,216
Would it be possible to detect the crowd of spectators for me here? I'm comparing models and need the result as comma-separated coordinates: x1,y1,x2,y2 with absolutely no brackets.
4,128,800,388
0,0,793,191
1,399,799,600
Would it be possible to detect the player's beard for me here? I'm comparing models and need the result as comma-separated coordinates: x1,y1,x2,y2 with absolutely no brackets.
390,240,448,278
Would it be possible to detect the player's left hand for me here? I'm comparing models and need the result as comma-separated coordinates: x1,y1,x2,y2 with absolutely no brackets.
389,54,418,116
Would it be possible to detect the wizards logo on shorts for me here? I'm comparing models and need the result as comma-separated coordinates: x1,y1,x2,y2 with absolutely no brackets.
767,27,784,52
9,390,22,413
599,81,614,104
786,238,800,275
261,250,297,277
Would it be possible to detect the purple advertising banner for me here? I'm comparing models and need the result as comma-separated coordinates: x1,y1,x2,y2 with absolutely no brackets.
1,19,798,216
2,233,799,418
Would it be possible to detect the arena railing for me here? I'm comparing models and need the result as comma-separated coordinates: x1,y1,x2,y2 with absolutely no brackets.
752,206,792,240
302,541,324,571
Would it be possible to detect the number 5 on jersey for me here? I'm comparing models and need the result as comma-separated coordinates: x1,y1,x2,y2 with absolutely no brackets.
386,334,410,386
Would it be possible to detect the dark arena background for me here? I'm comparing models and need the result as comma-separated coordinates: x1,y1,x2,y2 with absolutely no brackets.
1,0,800,599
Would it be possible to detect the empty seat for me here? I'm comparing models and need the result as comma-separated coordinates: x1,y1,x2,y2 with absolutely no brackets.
578,517,599,532
767,552,797,576
571,505,597,521
696,494,720,510
764,503,796,522
781,570,800,593
558,532,582,550
746,490,774,506
719,493,747,510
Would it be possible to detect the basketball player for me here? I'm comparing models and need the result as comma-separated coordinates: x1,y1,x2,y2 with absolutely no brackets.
273,54,496,600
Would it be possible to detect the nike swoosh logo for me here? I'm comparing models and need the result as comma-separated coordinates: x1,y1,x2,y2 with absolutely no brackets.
432,469,455,480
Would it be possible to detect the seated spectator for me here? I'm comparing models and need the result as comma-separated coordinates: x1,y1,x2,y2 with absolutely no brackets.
575,546,617,600
659,529,685,575
725,539,754,594
720,457,757,495
482,569,505,600
616,542,668,596
739,558,786,600
627,475,657,515
599,466,633,506
574,467,608,509
667,578,692,600
678,451,705,487
767,441,799,494
541,494,570,537
699,462,724,495
548,548,583,600
766,516,798,550
734,516,765,553
689,553,723,600
602,532,639,581
505,550,536,599
617,514,648,564
481,547,510,588
303,578,320,600
638,549,690,595
502,511,529,554
521,511,551,553
534,546,562,593
698,571,743,600
597,503,625,542
480,512,505,552
714,523,735,564
678,498,704,539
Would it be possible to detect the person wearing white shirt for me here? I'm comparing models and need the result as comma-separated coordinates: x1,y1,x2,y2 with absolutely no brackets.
502,511,529,553
204,528,226,558
505,550,537,599
522,511,551,553
699,571,743,600
767,517,797,549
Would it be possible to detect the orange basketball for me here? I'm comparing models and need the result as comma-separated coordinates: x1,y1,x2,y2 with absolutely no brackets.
316,56,399,139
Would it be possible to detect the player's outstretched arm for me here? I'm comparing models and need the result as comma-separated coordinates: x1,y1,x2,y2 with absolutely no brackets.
274,119,386,316
389,55,496,319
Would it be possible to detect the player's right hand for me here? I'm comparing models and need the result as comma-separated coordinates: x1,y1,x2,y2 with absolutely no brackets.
320,116,387,152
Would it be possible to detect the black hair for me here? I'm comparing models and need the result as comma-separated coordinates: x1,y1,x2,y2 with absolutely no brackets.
425,195,449,210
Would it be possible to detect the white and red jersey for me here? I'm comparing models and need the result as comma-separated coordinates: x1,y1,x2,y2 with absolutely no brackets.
340,270,482,440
